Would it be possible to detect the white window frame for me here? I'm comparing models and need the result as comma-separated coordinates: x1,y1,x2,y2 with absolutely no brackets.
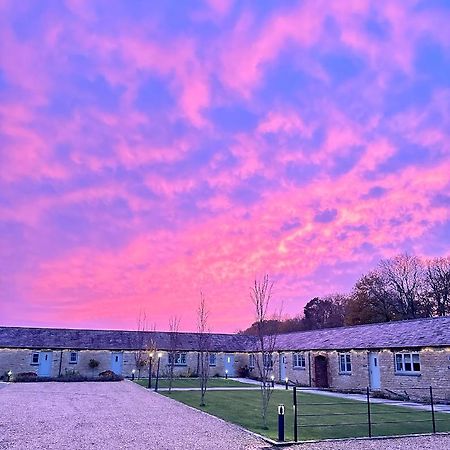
339,353,352,374
31,352,39,365
395,352,421,374
209,353,217,367
249,354,256,369
293,352,306,369
169,352,187,366
69,351,78,364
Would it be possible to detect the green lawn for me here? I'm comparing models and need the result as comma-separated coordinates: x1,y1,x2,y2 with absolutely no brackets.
161,389,450,441
133,377,256,389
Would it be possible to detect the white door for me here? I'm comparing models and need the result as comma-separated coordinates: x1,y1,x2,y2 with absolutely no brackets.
369,352,381,390
111,352,123,375
38,351,53,377
224,354,235,377
279,353,286,381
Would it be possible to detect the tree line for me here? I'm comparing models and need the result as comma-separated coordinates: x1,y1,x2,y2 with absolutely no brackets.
242,254,450,335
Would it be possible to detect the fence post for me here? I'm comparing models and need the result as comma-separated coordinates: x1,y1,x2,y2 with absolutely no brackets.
366,387,372,438
278,405,285,442
293,386,298,442
430,386,436,433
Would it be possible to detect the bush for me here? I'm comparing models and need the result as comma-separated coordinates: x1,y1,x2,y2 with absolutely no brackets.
98,370,123,381
88,359,100,369
237,365,250,378
14,372,38,382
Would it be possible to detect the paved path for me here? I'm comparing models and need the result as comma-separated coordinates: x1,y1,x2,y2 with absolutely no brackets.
0,381,268,450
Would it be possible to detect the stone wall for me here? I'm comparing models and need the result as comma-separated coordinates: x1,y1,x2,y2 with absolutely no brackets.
378,347,450,401
0,348,248,379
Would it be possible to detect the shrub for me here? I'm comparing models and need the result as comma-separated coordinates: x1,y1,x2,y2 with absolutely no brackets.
88,359,100,369
237,365,250,378
14,372,38,382
98,370,123,381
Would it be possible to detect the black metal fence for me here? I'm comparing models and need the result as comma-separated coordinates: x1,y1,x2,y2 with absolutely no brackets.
289,385,450,442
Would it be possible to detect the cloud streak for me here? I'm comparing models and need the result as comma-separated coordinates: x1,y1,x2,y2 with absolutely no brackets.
0,0,449,331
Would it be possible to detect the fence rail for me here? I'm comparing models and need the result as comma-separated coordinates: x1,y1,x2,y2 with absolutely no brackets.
289,385,450,442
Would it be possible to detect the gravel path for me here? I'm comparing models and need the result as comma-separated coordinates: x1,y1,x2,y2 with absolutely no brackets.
0,381,268,450
293,434,450,450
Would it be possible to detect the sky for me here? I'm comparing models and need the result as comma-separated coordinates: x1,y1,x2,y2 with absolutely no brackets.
0,0,449,333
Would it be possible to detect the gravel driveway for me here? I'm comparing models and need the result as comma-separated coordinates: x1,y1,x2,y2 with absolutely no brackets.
1,381,448,450
291,434,450,450
0,381,267,450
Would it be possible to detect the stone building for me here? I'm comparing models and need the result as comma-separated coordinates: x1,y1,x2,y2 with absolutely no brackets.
0,317,449,399
0,327,253,379
272,316,450,399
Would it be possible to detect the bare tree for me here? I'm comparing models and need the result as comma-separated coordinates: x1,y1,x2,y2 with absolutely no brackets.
379,253,425,319
134,310,148,379
426,257,450,316
251,274,280,430
197,292,210,406
167,316,180,393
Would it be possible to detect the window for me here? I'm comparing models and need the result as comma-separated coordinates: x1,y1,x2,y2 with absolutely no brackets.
395,353,421,374
293,353,306,369
339,353,352,373
168,352,187,366
263,353,273,369
69,352,78,364
249,354,256,368
31,352,39,365
209,353,216,366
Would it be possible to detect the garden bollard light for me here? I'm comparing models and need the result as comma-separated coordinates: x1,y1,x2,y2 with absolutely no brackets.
285,377,289,390
225,369,228,379
131,369,135,381
7,370,12,382
154,352,162,392
147,352,154,389
278,404,285,442
271,375,275,388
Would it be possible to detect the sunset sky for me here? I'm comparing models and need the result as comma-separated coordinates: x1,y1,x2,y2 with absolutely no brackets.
1,1,449,332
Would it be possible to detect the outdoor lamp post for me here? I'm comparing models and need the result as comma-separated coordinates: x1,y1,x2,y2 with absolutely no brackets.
225,369,228,379
154,352,162,392
7,370,12,382
285,377,289,390
271,374,275,388
147,352,154,389
131,369,135,381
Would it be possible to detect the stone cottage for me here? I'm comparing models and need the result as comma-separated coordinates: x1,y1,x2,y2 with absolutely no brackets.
0,317,449,399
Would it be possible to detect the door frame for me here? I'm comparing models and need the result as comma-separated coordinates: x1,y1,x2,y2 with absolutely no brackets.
314,355,329,388
368,351,381,390
38,351,53,377
224,353,235,377
111,352,124,375
279,352,287,381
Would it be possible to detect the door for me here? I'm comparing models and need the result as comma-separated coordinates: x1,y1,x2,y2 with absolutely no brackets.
38,351,53,377
224,354,235,377
279,353,286,381
111,352,123,375
314,355,328,388
369,352,381,390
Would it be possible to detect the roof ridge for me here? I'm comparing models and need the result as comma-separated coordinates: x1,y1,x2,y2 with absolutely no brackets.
276,315,450,338
0,325,247,338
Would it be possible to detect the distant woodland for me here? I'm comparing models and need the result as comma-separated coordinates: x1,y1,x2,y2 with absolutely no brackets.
241,254,450,335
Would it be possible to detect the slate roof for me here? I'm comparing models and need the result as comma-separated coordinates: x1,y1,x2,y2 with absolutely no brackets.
274,316,450,351
0,327,255,352
1,317,449,352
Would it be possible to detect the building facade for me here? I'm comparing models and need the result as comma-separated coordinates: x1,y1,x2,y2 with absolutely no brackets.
1,317,449,400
